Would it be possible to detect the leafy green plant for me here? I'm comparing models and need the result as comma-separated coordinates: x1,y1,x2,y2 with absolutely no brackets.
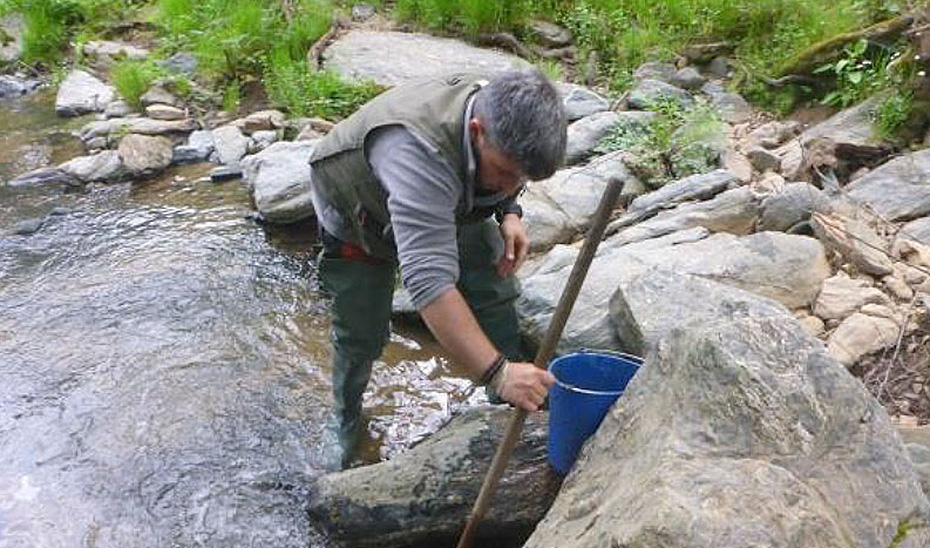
393,0,528,36
595,97,726,187
1,0,84,64
872,90,913,140
263,49,382,120
222,80,241,114
813,38,889,107
111,59,162,111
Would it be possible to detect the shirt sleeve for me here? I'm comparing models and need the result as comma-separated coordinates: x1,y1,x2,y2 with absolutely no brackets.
367,125,462,309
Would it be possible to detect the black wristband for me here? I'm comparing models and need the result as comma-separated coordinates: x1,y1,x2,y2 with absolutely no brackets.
494,203,523,223
478,353,507,386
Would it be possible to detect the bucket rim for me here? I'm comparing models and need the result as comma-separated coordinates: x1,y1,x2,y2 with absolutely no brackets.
548,349,643,396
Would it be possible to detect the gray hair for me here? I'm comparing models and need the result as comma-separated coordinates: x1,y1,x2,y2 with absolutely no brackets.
473,69,567,180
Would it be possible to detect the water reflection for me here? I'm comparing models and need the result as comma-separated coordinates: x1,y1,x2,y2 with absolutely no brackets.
0,101,478,546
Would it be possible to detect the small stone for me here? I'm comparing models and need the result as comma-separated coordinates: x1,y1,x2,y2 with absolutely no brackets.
145,104,186,121
14,218,44,235
157,52,198,76
707,57,731,78
351,3,376,21
747,147,782,173
671,67,706,90
883,275,915,301
211,164,243,182
799,314,825,337
528,19,573,48
104,100,132,118
49,207,71,216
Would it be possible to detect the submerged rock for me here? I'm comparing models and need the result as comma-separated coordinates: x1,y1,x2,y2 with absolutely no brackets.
308,406,557,548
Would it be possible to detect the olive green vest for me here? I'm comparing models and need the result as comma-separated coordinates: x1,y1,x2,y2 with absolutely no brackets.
309,73,486,260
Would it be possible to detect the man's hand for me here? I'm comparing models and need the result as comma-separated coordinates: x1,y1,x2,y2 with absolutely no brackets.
494,361,556,412
498,213,529,277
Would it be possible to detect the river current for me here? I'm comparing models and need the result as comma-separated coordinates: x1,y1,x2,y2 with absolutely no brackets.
0,91,481,547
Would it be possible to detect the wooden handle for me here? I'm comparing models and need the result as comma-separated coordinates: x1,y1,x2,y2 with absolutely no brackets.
455,176,624,548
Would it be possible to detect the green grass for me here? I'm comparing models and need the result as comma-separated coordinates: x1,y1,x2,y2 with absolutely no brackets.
263,48,382,119
111,59,163,110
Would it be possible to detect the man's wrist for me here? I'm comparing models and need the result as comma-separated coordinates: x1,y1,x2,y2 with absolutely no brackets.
495,203,523,223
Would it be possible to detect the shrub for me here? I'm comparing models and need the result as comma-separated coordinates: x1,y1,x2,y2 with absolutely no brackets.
111,60,162,111
263,49,382,120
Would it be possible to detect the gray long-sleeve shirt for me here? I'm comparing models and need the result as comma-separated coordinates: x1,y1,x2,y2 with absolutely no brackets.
311,97,517,309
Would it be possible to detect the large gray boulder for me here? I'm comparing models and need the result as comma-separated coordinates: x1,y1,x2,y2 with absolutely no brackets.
518,230,830,352
758,182,830,232
608,169,738,231
565,111,653,166
845,148,930,222
59,151,124,183
558,83,610,122
78,117,199,141
308,406,556,548
526,307,930,548
627,78,693,111
322,30,529,87
0,15,24,62
521,152,634,251
118,134,173,177
607,186,760,248
55,70,116,116
212,125,250,165
241,140,316,223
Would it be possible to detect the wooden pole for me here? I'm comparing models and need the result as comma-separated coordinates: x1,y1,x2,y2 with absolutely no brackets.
455,176,624,548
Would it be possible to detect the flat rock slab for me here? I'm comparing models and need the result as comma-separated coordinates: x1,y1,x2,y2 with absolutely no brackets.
845,149,930,222
322,30,530,87
308,406,558,548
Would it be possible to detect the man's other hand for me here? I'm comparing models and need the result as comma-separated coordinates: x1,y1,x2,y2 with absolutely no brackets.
497,214,529,277
497,361,555,412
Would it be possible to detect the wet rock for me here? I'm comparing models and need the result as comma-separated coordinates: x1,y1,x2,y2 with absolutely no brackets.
145,104,186,121
632,62,677,84
322,30,529,87
519,230,830,351
608,186,760,248
351,3,376,21
8,167,79,188
671,66,706,90
242,141,316,223
171,130,215,165
845,148,930,222
308,406,557,548
811,212,893,276
526,304,929,548
157,52,198,76
210,164,243,182
59,150,124,183
55,70,116,116
141,86,182,108
627,79,693,111
14,218,45,235
814,273,890,321
758,182,829,232
236,110,286,134
118,134,173,177
558,83,609,122
0,74,40,99
212,125,250,165
83,40,149,62
248,130,278,153
610,169,738,230
104,100,133,118
528,19,572,48
79,117,199,141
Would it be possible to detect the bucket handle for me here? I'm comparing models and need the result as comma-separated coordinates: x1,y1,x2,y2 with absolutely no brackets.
549,348,643,396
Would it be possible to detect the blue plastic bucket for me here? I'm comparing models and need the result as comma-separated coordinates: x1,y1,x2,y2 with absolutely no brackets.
548,350,642,475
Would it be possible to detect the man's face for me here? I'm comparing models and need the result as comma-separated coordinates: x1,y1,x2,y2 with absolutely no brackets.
470,118,527,196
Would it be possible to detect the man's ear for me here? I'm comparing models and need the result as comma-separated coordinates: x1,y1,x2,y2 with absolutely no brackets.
468,118,485,145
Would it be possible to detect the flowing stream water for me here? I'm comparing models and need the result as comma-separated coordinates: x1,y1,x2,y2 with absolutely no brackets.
0,91,483,547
